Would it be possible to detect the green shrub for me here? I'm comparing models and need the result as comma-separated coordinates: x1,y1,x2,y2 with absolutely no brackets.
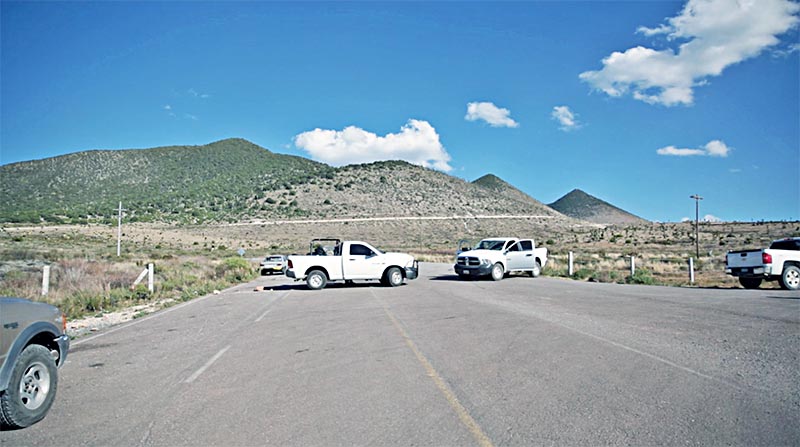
215,257,254,282
626,269,655,285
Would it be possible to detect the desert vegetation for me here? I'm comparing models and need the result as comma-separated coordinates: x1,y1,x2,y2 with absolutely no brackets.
0,228,257,325
2,218,796,326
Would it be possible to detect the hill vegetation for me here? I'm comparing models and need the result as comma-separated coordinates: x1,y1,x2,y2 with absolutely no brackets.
548,189,648,225
1,138,570,225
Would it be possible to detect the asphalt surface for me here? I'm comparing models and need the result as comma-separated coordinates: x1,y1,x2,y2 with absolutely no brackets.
2,262,798,446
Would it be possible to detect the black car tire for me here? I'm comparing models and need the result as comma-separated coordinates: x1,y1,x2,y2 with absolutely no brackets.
779,265,800,290
491,263,504,281
385,267,403,287
739,277,762,289
306,270,327,290
0,344,58,430
531,261,542,278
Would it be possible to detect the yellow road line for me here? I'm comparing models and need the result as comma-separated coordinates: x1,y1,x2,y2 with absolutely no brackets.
375,292,494,447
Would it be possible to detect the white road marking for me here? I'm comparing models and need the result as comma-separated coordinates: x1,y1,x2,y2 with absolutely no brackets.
255,291,290,322
373,290,495,447
185,345,230,383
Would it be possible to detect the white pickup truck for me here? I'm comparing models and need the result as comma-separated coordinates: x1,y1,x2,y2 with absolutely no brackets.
455,237,548,281
725,237,800,290
286,239,419,290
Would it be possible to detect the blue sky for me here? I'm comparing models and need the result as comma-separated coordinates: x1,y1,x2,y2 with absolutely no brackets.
1,1,798,222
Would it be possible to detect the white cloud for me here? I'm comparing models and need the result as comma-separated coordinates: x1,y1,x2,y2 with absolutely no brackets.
551,106,581,131
465,102,519,128
188,88,211,99
580,0,800,106
703,214,723,222
293,119,453,172
729,168,742,173
657,139,731,157
163,104,172,110
681,217,692,222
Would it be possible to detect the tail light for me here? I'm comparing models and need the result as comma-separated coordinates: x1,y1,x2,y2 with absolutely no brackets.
288,260,293,269
61,313,68,332
762,252,772,264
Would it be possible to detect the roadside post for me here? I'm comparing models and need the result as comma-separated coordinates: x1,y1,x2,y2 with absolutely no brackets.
148,263,154,293
689,258,695,284
568,251,574,276
630,256,635,277
132,263,155,293
42,265,50,296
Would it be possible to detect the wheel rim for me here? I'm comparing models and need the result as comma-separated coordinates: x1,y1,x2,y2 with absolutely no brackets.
19,361,51,410
391,270,402,285
309,274,323,288
532,264,540,277
787,269,800,288
492,265,502,280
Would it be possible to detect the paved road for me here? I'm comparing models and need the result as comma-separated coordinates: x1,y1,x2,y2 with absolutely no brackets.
3,263,799,446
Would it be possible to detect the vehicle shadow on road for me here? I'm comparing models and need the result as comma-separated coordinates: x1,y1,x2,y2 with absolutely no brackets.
764,294,800,300
255,281,406,292
429,274,464,282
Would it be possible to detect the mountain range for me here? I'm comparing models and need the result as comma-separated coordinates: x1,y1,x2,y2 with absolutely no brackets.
0,138,645,226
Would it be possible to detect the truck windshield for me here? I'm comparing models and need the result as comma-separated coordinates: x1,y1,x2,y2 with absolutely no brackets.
475,240,506,250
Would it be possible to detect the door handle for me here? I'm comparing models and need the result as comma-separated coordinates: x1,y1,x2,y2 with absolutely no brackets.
525,254,532,257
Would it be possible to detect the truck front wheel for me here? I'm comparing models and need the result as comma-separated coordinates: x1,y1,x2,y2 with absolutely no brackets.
306,270,327,290
491,263,504,281
739,277,762,289
385,267,403,287
779,265,800,290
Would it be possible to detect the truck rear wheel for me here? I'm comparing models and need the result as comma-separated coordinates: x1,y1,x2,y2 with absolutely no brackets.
779,265,800,290
531,260,542,278
739,277,762,289
306,270,327,290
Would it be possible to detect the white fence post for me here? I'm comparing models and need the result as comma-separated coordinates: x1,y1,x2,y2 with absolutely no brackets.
148,263,154,293
689,257,695,284
42,266,50,296
568,251,574,276
630,256,636,276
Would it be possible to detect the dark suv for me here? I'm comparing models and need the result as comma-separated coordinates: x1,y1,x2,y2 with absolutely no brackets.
0,297,70,429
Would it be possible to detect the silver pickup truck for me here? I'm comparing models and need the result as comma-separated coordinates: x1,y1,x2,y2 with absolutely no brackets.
1,297,70,429
725,237,800,290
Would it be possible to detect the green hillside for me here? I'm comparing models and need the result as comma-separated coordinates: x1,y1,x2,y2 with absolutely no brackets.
0,139,332,224
1,139,571,225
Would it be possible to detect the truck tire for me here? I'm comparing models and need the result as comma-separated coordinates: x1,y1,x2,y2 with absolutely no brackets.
385,267,403,287
306,270,327,290
779,265,800,290
739,277,762,289
531,260,542,278
0,344,58,430
491,263,504,281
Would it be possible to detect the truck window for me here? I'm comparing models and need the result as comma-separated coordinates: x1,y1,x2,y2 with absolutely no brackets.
520,240,533,251
476,240,505,250
507,243,520,252
349,244,376,257
770,240,800,251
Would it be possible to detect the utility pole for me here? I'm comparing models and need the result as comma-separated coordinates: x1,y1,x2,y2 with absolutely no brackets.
115,201,127,257
690,194,703,259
